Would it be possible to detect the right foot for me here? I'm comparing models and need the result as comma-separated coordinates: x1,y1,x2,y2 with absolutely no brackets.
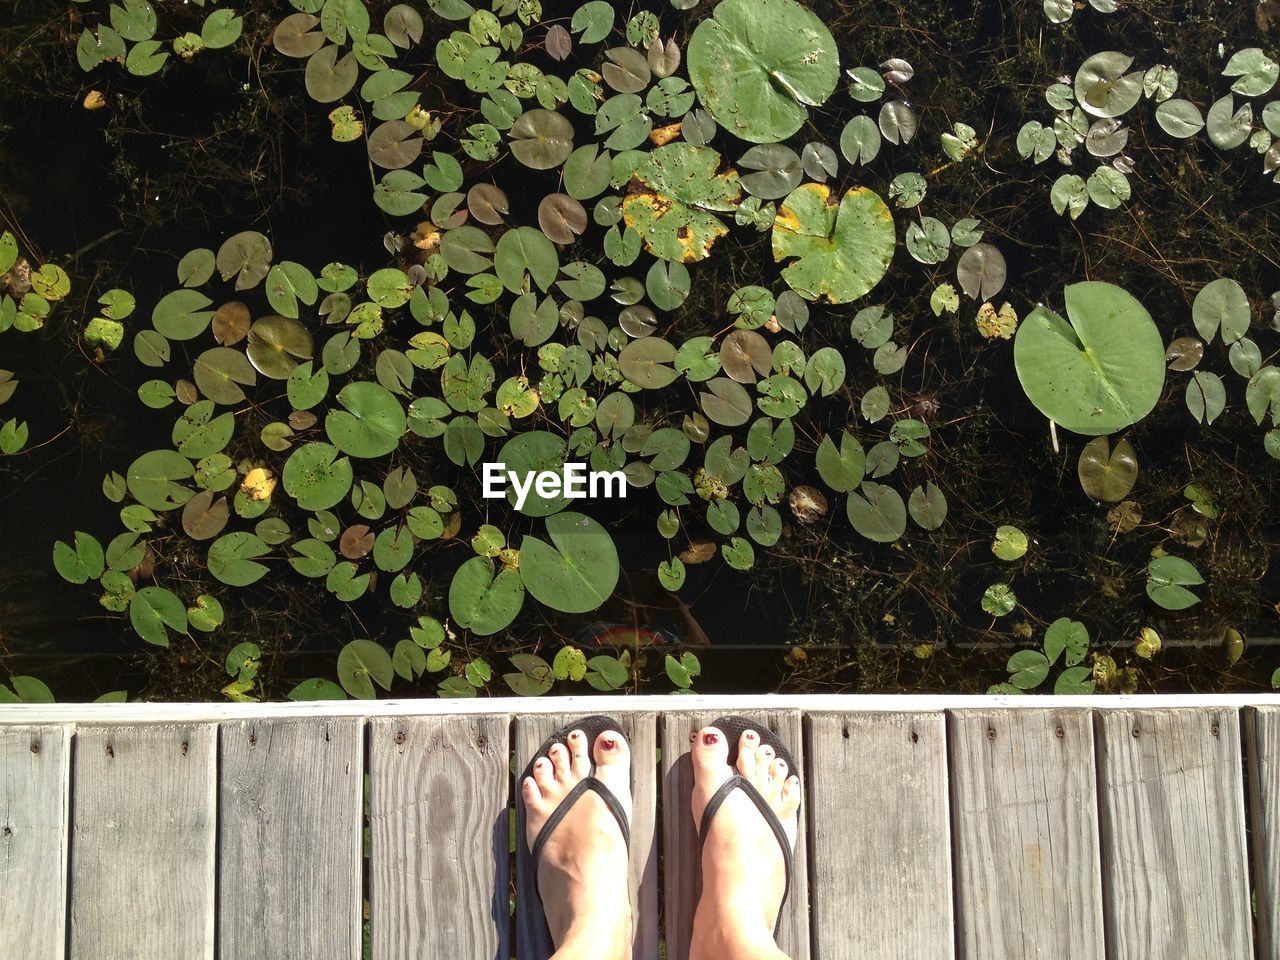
690,726,801,949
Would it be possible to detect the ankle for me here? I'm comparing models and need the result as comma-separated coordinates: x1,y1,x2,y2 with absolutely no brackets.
559,913,629,958
691,888,777,954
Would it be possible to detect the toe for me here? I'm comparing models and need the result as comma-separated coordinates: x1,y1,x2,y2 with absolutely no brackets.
522,775,543,808
567,729,590,776
737,729,759,778
768,757,788,792
593,728,629,769
533,755,556,792
592,728,634,824
693,726,730,776
780,774,802,819
549,742,572,781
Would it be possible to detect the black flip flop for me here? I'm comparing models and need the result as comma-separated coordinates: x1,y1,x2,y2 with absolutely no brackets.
697,715,798,937
520,715,632,951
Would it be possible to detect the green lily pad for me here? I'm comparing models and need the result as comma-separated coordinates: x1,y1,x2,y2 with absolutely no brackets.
1077,435,1138,501
508,109,574,169
126,449,194,511
1074,51,1143,119
686,0,839,143
520,511,619,614
282,442,354,510
208,531,271,587
846,482,906,542
52,531,105,584
325,382,406,457
1146,555,1203,610
448,556,525,635
772,183,895,304
622,143,740,262
1014,281,1165,435
129,586,187,647
337,639,394,699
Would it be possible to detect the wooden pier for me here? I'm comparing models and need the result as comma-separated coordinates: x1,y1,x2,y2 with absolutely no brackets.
2,694,1278,959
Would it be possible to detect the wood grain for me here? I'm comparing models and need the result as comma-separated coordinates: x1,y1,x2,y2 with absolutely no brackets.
661,710,809,960
806,712,951,960
219,717,363,960
367,714,510,960
1095,708,1251,960
513,713,658,960
69,724,215,960
0,724,70,960
1247,705,1280,960
949,709,1103,960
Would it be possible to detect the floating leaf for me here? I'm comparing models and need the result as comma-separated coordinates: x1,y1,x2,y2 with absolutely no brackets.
1074,51,1142,118
1014,282,1165,435
955,243,1006,301
337,639,394,699
771,183,895,304
846,482,906,542
1154,99,1204,138
686,0,839,143
509,109,574,169
129,586,187,647
449,556,525,635
1192,278,1250,345
1146,555,1203,610
520,512,619,613
622,144,740,262
208,531,270,587
1077,435,1138,501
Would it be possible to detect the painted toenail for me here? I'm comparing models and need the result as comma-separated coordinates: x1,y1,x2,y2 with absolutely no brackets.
602,736,617,749
745,731,757,741
703,732,719,746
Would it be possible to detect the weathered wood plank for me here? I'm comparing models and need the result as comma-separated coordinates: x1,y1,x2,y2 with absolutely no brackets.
0,724,70,960
949,709,1102,960
1096,708,1251,960
69,724,215,960
661,710,809,960
1248,705,1280,960
513,713,658,960
807,712,951,960
219,717,363,960
368,715,510,960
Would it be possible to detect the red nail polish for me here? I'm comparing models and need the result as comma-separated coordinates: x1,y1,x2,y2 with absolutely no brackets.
602,736,617,749
745,731,757,740
703,732,719,746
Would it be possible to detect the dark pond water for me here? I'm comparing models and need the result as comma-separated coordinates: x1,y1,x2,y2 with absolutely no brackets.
1,0,1278,700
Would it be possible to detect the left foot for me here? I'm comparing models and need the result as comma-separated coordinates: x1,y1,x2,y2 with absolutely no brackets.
522,727,633,956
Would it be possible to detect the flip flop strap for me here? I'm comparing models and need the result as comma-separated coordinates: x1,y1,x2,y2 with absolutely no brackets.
531,776,631,864
698,775,793,932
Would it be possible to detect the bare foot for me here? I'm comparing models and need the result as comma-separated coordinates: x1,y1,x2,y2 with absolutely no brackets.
522,727,633,958
689,726,801,958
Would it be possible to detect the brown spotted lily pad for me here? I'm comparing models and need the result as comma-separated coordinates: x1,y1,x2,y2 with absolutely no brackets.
771,183,895,303
622,143,741,263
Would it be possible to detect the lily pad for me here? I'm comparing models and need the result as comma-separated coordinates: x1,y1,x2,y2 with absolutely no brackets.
282,442,354,510
325,382,406,457
520,511,619,614
772,183,894,303
622,144,741,262
1074,51,1143,119
1077,435,1138,501
1014,281,1165,435
686,0,840,143
508,109,574,169
448,556,525,635
247,314,314,379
